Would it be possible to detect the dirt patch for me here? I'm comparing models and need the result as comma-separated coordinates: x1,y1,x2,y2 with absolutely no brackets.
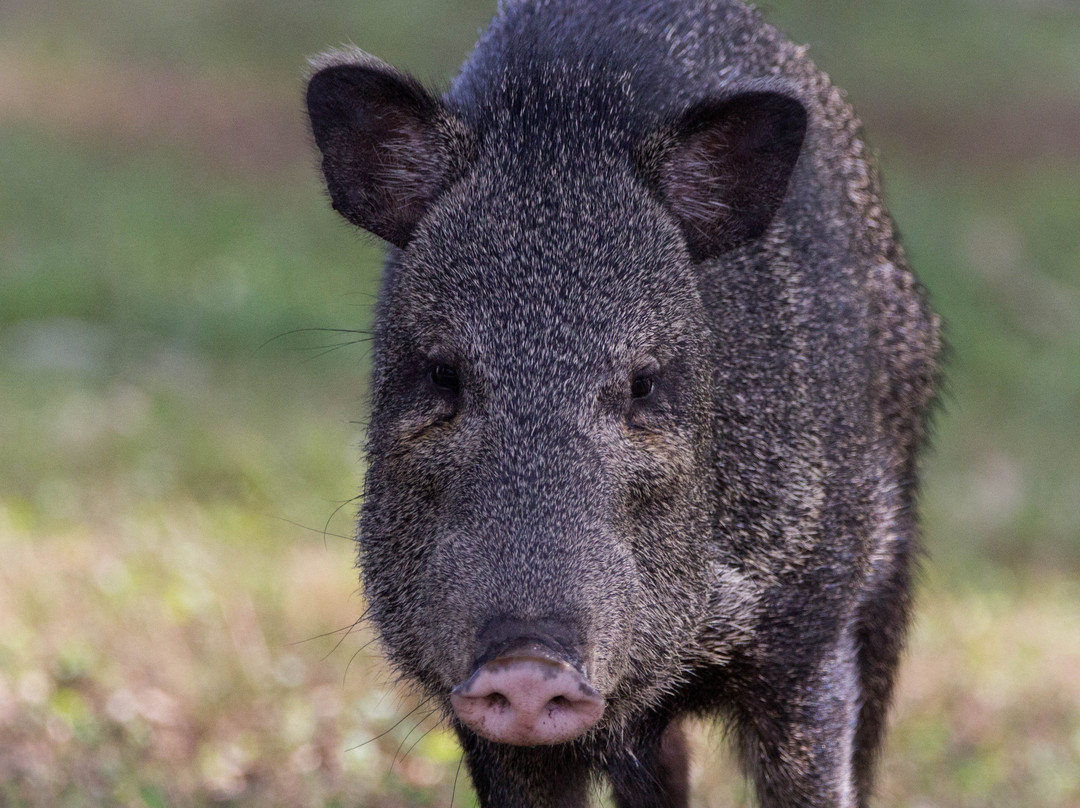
864,97,1080,169
2,51,1077,176
0,52,312,177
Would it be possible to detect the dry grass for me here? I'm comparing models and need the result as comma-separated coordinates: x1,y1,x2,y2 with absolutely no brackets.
0,48,307,180
2,507,1078,807
0,507,465,807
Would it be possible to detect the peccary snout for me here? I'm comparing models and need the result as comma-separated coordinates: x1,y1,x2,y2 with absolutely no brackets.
451,637,605,746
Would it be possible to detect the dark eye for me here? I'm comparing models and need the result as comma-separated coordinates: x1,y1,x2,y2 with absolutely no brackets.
430,364,460,394
630,373,655,400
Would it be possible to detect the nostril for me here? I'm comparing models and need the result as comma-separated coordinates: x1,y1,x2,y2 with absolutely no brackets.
450,643,606,745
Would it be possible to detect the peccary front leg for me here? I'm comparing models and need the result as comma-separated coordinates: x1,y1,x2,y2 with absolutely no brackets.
458,731,592,808
734,636,862,808
851,544,914,806
608,720,691,808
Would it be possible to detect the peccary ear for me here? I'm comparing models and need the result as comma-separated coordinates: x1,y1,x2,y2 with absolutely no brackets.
306,51,470,248
643,90,807,260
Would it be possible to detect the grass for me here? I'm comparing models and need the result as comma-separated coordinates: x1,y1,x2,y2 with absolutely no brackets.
1,0,1079,804
4,516,1078,807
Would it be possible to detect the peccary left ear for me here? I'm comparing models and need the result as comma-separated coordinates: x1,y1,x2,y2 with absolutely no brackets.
642,90,807,260
306,50,472,248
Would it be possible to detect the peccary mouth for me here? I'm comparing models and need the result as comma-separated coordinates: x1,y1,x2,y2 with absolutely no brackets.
450,640,606,746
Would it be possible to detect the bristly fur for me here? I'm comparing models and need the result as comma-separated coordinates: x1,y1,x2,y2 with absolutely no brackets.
305,1,942,806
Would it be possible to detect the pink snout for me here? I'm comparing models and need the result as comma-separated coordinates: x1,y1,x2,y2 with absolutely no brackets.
450,642,605,745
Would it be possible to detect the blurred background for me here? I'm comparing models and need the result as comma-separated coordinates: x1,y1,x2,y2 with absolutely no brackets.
1,0,1078,805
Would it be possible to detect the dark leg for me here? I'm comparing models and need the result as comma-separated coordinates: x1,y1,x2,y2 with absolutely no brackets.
458,729,592,808
608,720,691,808
852,522,916,806
733,636,861,808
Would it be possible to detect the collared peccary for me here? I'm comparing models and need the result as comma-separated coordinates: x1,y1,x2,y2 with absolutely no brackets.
305,1,941,805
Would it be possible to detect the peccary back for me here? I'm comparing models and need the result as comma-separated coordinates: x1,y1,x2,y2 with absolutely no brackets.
305,2,941,806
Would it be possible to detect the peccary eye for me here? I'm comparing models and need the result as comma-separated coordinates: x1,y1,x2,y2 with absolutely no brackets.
630,374,655,400
430,364,460,394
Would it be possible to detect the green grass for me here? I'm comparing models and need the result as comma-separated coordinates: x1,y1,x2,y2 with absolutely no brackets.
888,164,1080,570
0,124,382,356
766,0,1080,108
2,0,1079,804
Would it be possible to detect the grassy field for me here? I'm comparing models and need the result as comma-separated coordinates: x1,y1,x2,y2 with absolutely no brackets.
1,0,1079,805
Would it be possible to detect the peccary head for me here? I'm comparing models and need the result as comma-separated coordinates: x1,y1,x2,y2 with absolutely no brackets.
306,47,805,744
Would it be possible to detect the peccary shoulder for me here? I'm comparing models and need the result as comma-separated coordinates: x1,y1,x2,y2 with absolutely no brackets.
305,1,942,806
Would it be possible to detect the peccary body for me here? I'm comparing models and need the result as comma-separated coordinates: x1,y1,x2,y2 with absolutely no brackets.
306,1,941,806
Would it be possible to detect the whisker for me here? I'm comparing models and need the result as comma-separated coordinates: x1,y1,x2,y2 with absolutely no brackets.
268,514,352,542
389,707,439,773
340,634,382,678
251,326,373,358
344,696,435,752
323,496,362,550
449,749,465,808
303,339,372,362
290,613,368,647
399,713,444,766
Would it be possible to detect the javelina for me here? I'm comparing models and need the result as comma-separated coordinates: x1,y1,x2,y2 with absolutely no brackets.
305,1,941,805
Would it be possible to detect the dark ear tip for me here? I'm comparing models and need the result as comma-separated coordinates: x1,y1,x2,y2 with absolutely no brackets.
761,92,808,145
305,65,367,145
305,68,351,138
682,90,808,143
306,61,438,132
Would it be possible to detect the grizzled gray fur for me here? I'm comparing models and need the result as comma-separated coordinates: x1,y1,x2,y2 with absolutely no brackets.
305,1,941,806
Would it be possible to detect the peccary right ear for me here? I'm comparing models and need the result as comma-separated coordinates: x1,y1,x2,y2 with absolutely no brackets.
642,90,808,260
306,51,471,248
